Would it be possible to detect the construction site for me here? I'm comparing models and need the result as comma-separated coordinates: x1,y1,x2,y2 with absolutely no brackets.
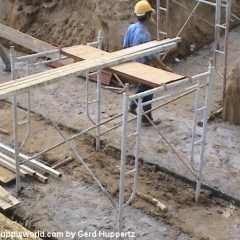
0,0,240,239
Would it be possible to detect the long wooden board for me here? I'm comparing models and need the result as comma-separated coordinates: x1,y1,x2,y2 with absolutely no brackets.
0,166,15,183
0,23,55,52
0,40,180,98
0,152,36,176
0,24,183,88
0,186,20,210
0,158,27,177
0,143,61,178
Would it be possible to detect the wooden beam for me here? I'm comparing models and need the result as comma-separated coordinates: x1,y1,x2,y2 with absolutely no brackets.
0,152,36,176
0,23,55,53
0,40,179,99
0,143,61,178
0,23,73,64
0,186,20,210
34,172,48,184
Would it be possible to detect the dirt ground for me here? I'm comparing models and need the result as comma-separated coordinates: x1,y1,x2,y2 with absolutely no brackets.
1,0,240,240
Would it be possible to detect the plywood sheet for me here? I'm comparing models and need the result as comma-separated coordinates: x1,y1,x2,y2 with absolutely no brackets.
111,62,185,87
0,186,20,210
0,166,15,183
62,45,185,87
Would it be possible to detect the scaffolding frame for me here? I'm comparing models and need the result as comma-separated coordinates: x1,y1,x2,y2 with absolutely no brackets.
118,59,213,232
156,0,232,94
0,11,217,233
3,36,179,201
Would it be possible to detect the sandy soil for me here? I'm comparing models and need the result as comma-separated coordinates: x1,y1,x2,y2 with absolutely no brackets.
1,0,240,59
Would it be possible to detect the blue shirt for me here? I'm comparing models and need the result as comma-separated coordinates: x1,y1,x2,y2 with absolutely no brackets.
123,22,156,64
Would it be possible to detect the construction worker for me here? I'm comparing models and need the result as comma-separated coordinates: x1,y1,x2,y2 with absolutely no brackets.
124,0,172,127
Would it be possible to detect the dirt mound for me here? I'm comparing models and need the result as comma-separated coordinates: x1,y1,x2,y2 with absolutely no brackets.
223,57,240,124
1,0,240,60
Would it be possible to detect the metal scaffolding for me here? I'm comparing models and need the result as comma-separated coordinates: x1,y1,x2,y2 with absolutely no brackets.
0,7,221,233
118,59,213,232
156,0,232,93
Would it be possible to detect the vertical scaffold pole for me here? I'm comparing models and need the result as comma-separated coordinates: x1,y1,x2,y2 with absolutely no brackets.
10,46,21,193
118,91,129,235
195,58,213,201
96,69,102,151
97,30,103,50
96,30,103,151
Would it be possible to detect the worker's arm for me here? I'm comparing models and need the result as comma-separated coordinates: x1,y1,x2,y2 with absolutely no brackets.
151,57,173,72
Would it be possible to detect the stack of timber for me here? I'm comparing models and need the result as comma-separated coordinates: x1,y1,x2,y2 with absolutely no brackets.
0,152,48,183
0,143,62,181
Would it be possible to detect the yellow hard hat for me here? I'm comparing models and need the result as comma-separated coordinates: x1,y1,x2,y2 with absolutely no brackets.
134,0,155,16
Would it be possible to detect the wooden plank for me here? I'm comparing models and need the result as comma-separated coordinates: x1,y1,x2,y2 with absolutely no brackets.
109,62,185,88
0,155,48,183
0,166,15,183
62,44,110,59
0,40,180,99
61,47,112,85
62,40,184,87
0,158,27,177
0,24,183,88
0,23,55,53
0,23,76,65
0,23,73,65
34,172,48,184
0,186,20,210
0,143,61,178
0,152,36,176
81,70,112,85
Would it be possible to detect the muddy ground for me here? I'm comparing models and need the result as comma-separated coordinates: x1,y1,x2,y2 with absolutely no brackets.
0,100,240,240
